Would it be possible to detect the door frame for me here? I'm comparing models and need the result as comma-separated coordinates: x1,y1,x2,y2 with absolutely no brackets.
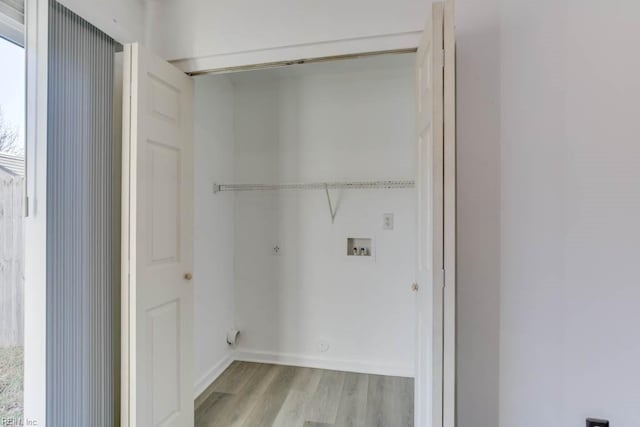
414,1,456,426
23,0,49,424
120,15,456,427
182,49,456,427
442,2,456,425
184,48,417,76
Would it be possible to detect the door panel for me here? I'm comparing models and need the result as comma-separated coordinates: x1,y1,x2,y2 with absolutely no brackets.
147,300,180,426
415,2,445,427
147,141,181,264
122,43,194,427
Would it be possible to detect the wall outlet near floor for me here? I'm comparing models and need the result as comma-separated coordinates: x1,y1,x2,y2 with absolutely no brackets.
272,244,282,256
383,213,394,230
587,418,609,427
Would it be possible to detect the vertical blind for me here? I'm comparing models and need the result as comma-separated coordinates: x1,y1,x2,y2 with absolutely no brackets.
47,1,121,425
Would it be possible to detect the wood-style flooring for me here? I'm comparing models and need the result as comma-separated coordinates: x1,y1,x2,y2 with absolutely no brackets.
195,361,414,427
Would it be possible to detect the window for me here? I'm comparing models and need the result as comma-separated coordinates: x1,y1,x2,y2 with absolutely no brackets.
0,15,25,425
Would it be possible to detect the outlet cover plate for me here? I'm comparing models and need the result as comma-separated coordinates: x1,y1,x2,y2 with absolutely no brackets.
383,213,394,230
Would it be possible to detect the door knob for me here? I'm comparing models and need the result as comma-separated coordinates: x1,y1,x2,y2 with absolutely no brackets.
411,282,419,292
184,273,193,281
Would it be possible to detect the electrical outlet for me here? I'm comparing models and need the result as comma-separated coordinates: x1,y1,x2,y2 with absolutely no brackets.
587,418,609,427
383,213,394,230
272,245,282,256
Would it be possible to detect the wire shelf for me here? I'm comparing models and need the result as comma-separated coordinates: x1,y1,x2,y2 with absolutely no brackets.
212,180,415,193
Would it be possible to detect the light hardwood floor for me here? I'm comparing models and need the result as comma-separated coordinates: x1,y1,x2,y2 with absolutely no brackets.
195,361,414,427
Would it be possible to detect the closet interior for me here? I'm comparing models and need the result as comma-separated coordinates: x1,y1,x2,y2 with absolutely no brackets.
191,52,419,398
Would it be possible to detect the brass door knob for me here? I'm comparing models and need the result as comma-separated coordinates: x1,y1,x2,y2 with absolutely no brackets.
184,273,193,281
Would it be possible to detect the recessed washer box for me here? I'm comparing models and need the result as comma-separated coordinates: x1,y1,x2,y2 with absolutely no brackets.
347,238,373,257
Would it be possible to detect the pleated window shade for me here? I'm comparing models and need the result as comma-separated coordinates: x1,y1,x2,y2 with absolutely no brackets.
47,1,122,425
0,0,23,24
0,0,24,44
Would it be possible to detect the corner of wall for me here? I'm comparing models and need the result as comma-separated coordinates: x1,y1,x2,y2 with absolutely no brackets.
193,350,235,399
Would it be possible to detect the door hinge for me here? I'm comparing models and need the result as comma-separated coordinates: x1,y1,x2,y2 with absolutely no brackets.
24,196,29,217
441,49,445,68
442,268,446,288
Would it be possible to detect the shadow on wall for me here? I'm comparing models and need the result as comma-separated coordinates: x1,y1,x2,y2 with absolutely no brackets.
455,0,501,426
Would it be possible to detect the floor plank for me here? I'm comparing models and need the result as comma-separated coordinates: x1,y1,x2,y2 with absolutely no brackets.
304,370,345,424
289,367,322,394
390,375,414,427
364,374,392,427
208,361,257,395
199,364,280,427
272,390,308,427
334,372,369,427
195,392,235,427
365,374,413,427
194,362,413,427
242,365,299,426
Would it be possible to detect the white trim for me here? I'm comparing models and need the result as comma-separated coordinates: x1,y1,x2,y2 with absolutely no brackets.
170,31,422,75
193,351,414,404
192,350,414,406
235,350,414,379
193,353,235,399
442,1,457,426
23,0,47,424
120,42,133,427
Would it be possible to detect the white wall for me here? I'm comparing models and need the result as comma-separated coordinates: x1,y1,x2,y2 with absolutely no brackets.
456,0,640,425
57,0,146,43
455,0,501,425
62,0,640,421
192,76,237,396
499,1,640,425
230,61,417,376
145,0,429,70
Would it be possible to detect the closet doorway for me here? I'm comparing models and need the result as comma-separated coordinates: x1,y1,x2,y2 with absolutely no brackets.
120,2,455,426
192,53,417,427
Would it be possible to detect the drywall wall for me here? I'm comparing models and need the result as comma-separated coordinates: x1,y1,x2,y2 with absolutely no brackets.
56,0,146,43
145,0,430,70
230,59,417,376
456,0,640,425
192,76,236,396
455,0,501,425
498,0,640,425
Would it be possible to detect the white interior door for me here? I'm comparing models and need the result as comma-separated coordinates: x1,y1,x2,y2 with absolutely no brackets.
122,43,195,427
415,1,455,426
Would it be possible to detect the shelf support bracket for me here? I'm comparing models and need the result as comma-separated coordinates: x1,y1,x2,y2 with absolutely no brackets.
324,183,337,224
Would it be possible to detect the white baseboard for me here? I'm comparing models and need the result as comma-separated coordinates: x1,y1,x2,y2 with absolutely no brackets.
193,352,235,399
193,349,414,401
234,349,414,378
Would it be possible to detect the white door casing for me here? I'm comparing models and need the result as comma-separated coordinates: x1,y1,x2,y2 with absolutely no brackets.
442,0,456,425
415,1,455,426
122,43,195,427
